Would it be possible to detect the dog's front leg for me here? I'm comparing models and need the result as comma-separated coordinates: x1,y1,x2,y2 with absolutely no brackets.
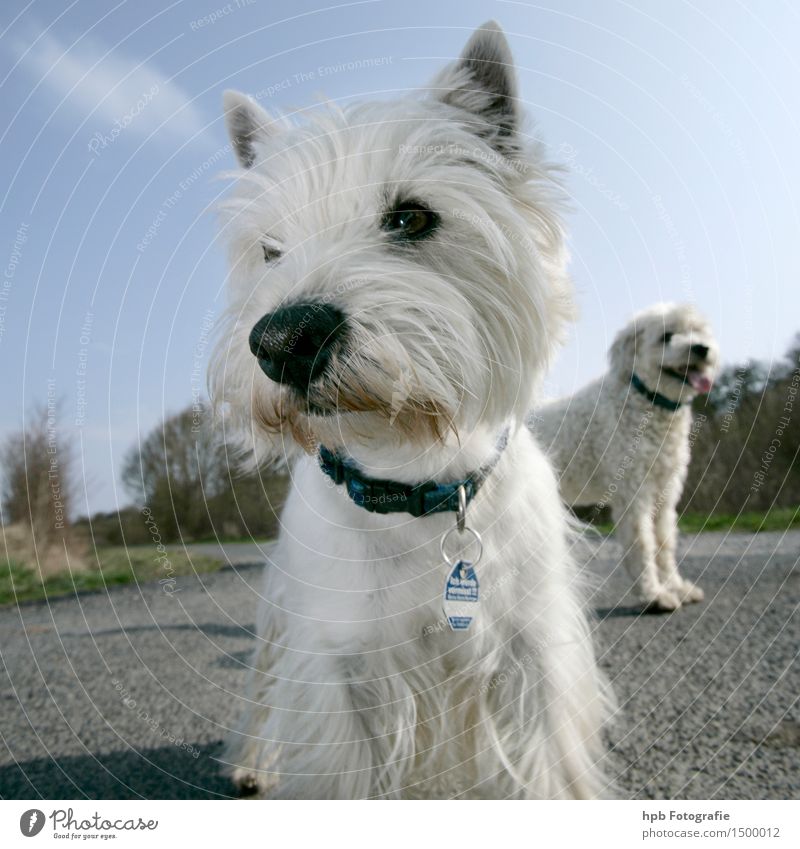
224,650,381,799
614,505,681,611
653,494,704,604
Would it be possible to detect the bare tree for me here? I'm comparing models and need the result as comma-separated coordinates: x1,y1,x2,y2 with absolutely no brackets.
120,402,289,543
2,400,73,532
1,398,85,575
122,403,234,540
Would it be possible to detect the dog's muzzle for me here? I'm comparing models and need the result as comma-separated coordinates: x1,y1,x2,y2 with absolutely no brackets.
249,303,346,391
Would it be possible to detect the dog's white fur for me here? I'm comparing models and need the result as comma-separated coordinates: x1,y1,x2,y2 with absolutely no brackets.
533,303,719,611
211,22,609,798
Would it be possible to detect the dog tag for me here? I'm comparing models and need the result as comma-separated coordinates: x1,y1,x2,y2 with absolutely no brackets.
442,559,480,632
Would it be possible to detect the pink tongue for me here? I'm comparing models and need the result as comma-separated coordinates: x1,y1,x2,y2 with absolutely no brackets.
688,372,712,393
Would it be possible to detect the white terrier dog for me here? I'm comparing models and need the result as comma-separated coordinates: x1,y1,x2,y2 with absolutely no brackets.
534,303,719,611
211,22,609,798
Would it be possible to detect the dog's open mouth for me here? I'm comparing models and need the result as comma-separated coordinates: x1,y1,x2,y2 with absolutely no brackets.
663,366,713,394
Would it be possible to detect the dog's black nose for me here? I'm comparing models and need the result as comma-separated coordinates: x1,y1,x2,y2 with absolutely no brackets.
691,343,710,359
249,303,346,390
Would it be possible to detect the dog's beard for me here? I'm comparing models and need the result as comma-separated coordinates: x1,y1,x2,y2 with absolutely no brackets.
250,361,458,450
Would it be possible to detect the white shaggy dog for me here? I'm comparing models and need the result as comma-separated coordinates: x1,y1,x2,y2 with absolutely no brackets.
211,22,609,798
533,303,719,611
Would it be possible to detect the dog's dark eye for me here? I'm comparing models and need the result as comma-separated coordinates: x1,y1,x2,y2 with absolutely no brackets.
662,332,674,344
382,201,439,241
262,244,282,263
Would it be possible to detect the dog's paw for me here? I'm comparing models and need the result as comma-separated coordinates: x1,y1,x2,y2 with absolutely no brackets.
644,588,682,612
231,768,270,799
678,580,704,604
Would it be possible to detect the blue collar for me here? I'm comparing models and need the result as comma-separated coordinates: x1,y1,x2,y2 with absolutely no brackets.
318,429,509,517
630,373,684,411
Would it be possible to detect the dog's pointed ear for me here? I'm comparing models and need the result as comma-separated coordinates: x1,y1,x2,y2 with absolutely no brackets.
223,90,275,168
431,21,519,156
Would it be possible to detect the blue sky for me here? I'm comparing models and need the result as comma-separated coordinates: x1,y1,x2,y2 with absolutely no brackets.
1,0,799,516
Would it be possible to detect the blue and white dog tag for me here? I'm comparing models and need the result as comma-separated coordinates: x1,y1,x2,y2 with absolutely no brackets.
439,485,483,633
442,559,480,632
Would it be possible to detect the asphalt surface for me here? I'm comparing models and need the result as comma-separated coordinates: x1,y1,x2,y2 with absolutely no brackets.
1,531,797,800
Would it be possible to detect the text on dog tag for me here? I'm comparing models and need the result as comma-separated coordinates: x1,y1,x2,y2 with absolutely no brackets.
442,560,480,632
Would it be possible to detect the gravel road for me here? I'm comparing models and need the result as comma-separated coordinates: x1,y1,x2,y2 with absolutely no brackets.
1,530,797,799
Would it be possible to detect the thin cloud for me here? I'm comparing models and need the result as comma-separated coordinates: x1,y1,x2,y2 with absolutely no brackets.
16,30,211,149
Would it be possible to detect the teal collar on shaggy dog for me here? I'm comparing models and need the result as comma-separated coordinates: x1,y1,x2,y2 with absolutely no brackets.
318,429,509,517
630,373,684,411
